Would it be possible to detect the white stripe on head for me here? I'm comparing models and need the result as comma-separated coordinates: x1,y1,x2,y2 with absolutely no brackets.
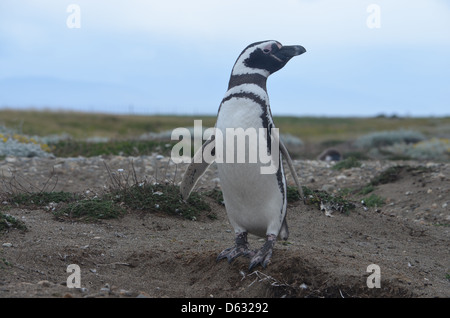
231,41,281,77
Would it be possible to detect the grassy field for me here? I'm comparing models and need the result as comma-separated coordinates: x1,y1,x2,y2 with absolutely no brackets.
1,109,449,143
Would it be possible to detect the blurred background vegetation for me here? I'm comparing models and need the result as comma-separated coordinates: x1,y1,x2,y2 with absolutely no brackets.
0,109,449,161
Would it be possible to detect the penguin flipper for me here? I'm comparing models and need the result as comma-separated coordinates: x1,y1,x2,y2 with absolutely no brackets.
279,139,304,201
279,217,289,240
180,137,216,200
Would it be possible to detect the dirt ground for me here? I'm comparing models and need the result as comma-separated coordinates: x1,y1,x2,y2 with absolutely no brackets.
0,155,449,298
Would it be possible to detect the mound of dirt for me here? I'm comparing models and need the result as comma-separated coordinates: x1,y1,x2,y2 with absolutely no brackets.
0,156,449,298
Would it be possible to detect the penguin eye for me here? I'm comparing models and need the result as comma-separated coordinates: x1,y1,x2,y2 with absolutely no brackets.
262,43,273,54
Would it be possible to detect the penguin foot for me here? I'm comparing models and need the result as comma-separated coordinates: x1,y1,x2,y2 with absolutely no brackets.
248,234,277,270
217,232,251,263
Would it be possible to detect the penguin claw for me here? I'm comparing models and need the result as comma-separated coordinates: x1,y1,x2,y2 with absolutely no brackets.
217,232,250,263
248,248,273,270
248,234,276,271
216,246,250,263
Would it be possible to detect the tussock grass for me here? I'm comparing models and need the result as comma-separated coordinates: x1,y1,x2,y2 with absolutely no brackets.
1,110,448,143
10,191,79,206
332,157,361,170
1,160,215,223
0,212,27,233
51,139,176,157
53,199,126,222
109,182,213,220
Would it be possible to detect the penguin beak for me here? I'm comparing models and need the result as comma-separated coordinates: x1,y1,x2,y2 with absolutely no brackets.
273,45,306,62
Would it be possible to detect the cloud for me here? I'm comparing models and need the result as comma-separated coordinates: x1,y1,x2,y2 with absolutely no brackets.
2,0,449,48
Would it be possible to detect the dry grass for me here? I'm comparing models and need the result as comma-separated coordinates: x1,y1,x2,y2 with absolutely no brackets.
1,109,449,143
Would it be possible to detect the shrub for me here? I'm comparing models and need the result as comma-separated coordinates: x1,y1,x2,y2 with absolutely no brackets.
355,129,425,149
383,138,449,161
109,182,213,220
54,199,126,221
332,157,361,170
0,125,61,158
0,212,27,232
362,194,385,207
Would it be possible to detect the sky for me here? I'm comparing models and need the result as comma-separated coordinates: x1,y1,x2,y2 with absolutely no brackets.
0,0,449,117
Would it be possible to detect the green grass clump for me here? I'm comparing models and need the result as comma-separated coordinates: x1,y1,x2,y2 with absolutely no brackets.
361,194,385,207
50,139,176,157
0,212,27,233
370,166,405,186
111,182,213,220
358,185,375,195
1,257,12,269
53,199,126,222
332,157,361,170
10,191,79,206
287,185,303,203
204,188,225,206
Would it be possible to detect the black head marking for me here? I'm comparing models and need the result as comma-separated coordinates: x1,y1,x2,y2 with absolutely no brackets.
231,40,306,78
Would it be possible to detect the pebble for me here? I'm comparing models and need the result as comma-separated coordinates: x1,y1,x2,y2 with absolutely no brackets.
5,156,17,163
100,284,110,292
119,289,133,297
321,184,335,193
37,280,51,287
2,243,13,247
0,166,13,178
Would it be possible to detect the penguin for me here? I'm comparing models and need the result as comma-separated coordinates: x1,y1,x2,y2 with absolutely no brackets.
180,40,306,270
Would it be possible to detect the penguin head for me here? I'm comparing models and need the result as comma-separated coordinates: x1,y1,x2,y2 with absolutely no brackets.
232,40,306,77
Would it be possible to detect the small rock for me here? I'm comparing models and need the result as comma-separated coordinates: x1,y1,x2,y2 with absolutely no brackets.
136,291,151,298
0,167,13,178
37,280,51,287
321,184,335,193
119,289,133,297
5,156,17,163
2,243,13,247
211,178,220,186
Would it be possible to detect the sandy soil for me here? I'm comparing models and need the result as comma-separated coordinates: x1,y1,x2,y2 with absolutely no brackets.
0,155,449,298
